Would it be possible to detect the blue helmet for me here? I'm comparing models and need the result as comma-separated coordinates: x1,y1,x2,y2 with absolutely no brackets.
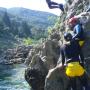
64,33,72,41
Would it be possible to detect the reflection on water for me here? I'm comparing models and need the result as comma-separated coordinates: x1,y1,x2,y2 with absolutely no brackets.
0,64,30,90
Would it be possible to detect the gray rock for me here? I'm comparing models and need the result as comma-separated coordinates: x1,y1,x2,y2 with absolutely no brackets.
44,65,69,90
25,68,46,90
24,49,36,65
29,54,48,74
1,45,32,64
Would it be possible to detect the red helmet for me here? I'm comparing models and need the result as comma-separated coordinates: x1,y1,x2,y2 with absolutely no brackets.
68,17,78,25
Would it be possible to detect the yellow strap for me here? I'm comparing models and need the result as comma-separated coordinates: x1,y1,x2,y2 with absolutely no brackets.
79,41,84,47
67,62,79,66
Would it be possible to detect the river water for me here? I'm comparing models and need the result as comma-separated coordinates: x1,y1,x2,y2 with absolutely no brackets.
0,64,30,90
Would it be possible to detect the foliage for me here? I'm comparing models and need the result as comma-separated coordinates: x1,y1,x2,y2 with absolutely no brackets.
0,7,57,50
47,27,52,34
23,38,32,45
53,17,60,29
23,37,42,46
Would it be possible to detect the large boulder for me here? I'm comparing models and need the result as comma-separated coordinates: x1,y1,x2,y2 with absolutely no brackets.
43,39,60,69
25,39,60,69
25,54,48,90
24,39,61,89
25,68,46,90
44,65,69,90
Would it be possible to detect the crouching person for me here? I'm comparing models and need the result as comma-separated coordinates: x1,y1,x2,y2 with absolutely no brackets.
60,32,89,90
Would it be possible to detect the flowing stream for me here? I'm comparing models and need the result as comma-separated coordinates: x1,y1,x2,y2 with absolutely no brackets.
0,64,30,90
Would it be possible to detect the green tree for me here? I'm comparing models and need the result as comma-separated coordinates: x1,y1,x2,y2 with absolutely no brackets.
21,21,32,38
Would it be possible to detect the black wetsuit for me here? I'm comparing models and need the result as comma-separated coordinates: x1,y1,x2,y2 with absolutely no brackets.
61,40,84,65
46,0,64,11
61,40,89,90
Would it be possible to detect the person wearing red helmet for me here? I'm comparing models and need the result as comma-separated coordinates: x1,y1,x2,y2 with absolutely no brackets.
68,17,85,47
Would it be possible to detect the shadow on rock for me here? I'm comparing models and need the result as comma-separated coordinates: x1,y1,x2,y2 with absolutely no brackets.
25,68,46,90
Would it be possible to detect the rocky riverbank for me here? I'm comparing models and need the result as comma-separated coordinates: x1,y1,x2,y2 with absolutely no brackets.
24,0,90,90
0,45,33,65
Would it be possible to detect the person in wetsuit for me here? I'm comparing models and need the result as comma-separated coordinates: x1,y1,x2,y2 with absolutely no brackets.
68,17,85,47
61,33,89,90
46,0,64,12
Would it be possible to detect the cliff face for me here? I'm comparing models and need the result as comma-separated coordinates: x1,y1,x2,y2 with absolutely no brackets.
44,0,90,90
60,0,90,62
25,0,90,90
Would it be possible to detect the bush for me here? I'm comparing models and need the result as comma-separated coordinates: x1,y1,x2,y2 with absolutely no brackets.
23,38,32,45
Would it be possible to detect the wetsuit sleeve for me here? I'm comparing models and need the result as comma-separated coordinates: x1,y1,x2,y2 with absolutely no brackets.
61,46,65,65
72,25,81,39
